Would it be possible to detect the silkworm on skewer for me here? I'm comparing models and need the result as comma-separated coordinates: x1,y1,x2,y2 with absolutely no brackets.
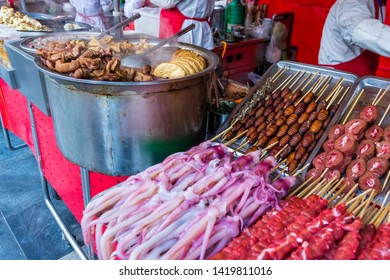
269,145,282,157
310,119,323,134
282,98,294,110
272,90,282,100
303,92,315,104
275,116,287,127
301,131,315,147
276,124,289,138
288,159,300,173
265,98,273,108
255,135,269,147
286,113,299,126
291,90,302,102
272,96,283,108
315,128,325,141
247,131,259,144
283,92,293,103
297,112,309,125
223,130,234,141
256,122,267,133
299,120,312,134
284,104,296,117
289,133,302,147
274,102,284,114
279,144,293,158
266,111,277,123
254,116,266,128
263,107,274,117
245,145,259,154
287,123,300,136
266,136,280,148
316,99,327,111
245,116,257,128
308,111,318,122
317,108,329,122
275,109,284,119
265,124,279,137
307,140,317,153
323,115,332,128
232,122,242,132
255,106,266,118
294,102,307,115
305,100,317,114
300,152,310,164
286,151,296,164
279,134,291,147
245,126,256,138
294,145,306,160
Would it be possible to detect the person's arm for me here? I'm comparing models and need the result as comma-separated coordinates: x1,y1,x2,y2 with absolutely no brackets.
149,0,181,9
338,0,390,57
100,0,114,10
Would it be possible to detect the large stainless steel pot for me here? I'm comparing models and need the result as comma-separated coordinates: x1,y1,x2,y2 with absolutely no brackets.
35,41,219,176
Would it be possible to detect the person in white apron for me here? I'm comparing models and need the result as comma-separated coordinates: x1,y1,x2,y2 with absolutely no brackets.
124,0,214,49
319,0,390,76
70,0,113,31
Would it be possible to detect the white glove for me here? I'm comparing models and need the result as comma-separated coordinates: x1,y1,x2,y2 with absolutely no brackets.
124,0,147,17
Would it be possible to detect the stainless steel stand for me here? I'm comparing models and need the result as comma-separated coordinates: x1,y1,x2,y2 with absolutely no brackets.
80,167,95,260
28,101,87,260
0,113,27,150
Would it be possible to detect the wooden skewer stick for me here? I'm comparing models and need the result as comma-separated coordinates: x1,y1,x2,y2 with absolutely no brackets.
292,163,311,177
307,75,323,93
313,75,329,94
327,182,348,207
287,176,314,198
345,188,372,206
211,125,233,142
363,197,381,225
373,84,390,106
335,86,350,106
271,159,287,173
342,88,365,124
293,72,312,92
369,195,389,225
303,178,328,199
271,67,288,83
317,75,333,95
271,67,285,82
326,86,344,110
301,71,319,92
338,184,359,204
317,177,339,198
355,190,376,218
381,169,390,192
374,202,390,228
378,102,390,127
289,71,306,91
224,129,248,146
272,165,288,182
282,71,302,90
372,87,383,105
327,77,344,99
348,196,364,213
275,144,289,158
324,177,346,202
263,141,279,152
234,140,249,153
296,168,329,198
272,74,293,93
314,83,330,103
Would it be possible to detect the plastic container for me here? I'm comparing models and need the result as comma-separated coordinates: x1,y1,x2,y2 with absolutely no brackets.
225,0,244,33
133,7,161,38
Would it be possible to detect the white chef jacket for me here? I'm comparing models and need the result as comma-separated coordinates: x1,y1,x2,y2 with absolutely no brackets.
319,0,390,65
70,0,113,30
150,0,215,49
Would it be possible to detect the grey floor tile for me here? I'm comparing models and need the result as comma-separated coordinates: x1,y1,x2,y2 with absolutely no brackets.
0,217,26,260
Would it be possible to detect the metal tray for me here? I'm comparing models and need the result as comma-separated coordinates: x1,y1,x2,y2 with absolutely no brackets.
215,60,358,177
307,76,390,198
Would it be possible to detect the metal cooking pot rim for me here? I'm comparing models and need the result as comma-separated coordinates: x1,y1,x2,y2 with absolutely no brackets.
34,41,219,85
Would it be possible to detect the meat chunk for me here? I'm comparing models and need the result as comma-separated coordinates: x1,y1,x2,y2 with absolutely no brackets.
376,141,390,159
328,124,345,140
366,157,389,177
325,149,344,169
364,125,383,142
356,139,376,160
358,171,381,193
345,118,368,135
346,159,366,181
359,104,378,123
334,134,357,156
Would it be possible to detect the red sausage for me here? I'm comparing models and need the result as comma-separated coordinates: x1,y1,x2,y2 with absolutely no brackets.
322,139,335,152
339,156,352,174
325,169,341,183
346,159,366,181
359,104,378,123
345,118,368,135
383,125,390,142
364,125,384,142
366,157,389,177
356,139,376,160
334,133,357,156
328,124,345,140
358,171,381,193
313,152,327,170
325,149,344,169
375,141,390,160
305,167,323,181
343,178,357,194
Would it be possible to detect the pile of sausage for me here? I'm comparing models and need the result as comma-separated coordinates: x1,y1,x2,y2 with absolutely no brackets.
212,194,390,260
306,104,390,193
223,86,339,173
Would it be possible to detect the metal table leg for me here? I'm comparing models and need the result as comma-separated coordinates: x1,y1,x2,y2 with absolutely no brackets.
28,101,87,260
0,113,27,150
80,167,95,260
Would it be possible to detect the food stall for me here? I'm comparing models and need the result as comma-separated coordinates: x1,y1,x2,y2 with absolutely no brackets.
0,0,389,261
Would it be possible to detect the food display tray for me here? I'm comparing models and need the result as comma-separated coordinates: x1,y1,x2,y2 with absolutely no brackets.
215,60,359,178
307,76,390,199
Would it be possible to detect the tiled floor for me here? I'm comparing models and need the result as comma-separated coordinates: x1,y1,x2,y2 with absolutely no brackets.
0,128,83,260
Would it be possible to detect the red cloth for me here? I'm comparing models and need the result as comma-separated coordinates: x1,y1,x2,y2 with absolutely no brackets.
159,6,207,38
331,50,380,77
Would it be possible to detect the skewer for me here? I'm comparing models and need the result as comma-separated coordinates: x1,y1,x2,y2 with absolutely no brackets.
270,67,285,82
282,71,302,90
302,178,327,199
373,84,390,106
313,75,330,94
289,71,306,91
372,87,383,105
317,177,339,198
234,140,249,152
324,177,347,203
275,144,289,158
342,88,364,124
293,72,312,92
296,168,329,198
327,77,344,98
338,184,359,204
271,67,288,83
345,188,373,206
363,198,381,225
263,141,279,152
355,190,376,218
322,178,344,200
374,202,390,228
314,83,330,103
378,102,390,127
318,75,333,94
348,196,364,213
270,159,287,173
292,163,311,177
272,165,288,182
301,71,319,92
224,129,247,146
286,176,314,198
272,74,293,93
369,195,389,225
335,86,350,106
326,86,344,110
211,125,233,142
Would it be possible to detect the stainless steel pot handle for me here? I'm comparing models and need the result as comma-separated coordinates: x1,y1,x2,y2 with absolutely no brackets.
96,12,141,39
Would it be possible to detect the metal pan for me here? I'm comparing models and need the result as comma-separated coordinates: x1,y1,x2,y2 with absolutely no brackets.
214,60,358,177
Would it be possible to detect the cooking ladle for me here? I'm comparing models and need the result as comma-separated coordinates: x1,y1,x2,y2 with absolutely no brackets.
96,12,141,39
121,23,195,68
